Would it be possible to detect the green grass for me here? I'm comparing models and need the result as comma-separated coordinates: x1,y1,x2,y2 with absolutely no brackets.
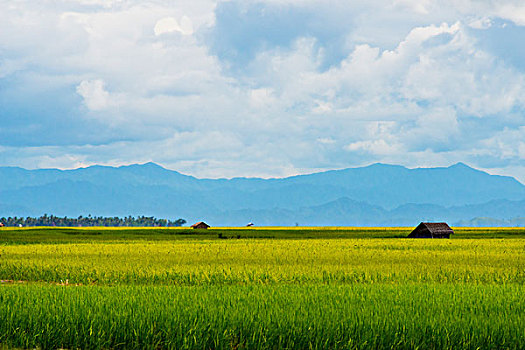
0,227,411,244
1,226,524,245
1,284,523,350
0,227,524,349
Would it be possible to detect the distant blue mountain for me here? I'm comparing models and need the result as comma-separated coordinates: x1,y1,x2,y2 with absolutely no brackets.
455,217,525,227
0,162,524,226
206,198,525,227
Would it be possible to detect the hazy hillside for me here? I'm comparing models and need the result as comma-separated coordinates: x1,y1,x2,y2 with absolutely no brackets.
0,163,524,226
206,198,525,227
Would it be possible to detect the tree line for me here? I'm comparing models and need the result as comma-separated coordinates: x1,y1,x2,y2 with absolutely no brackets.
0,215,187,227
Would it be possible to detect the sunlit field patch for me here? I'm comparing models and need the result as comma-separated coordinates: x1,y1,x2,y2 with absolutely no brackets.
0,238,523,285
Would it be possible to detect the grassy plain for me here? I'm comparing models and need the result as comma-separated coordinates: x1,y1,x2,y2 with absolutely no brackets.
1,226,524,244
0,227,524,349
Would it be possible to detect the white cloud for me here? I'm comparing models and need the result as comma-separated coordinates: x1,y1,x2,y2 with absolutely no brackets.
0,0,524,182
393,0,431,14
480,126,525,160
345,139,402,155
312,100,333,114
317,137,336,145
154,16,194,36
494,3,525,26
468,17,492,29
76,80,110,111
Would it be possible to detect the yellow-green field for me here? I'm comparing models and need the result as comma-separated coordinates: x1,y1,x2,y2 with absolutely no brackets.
1,238,523,285
0,227,524,349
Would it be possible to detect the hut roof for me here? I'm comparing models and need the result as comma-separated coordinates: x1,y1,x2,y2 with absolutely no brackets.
419,222,453,234
408,222,454,238
191,221,210,228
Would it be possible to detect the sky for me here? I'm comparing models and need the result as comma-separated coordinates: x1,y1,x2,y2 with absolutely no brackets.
0,0,524,182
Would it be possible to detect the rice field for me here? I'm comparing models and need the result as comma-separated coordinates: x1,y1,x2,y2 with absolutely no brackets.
0,227,524,349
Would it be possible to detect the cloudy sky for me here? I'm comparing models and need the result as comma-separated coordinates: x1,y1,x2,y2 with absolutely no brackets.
1,0,524,182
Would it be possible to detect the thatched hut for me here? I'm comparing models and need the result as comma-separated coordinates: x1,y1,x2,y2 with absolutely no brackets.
191,221,210,229
408,222,453,238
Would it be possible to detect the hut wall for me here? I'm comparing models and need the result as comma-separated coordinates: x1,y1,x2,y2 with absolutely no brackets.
407,226,434,238
431,232,450,239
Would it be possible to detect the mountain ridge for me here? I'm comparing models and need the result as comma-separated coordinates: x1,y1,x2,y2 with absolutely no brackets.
0,162,523,226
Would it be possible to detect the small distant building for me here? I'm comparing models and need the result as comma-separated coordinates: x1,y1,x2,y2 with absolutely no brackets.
191,221,210,229
246,222,254,227
408,222,454,238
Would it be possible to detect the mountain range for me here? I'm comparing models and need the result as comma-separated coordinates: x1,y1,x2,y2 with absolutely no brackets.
0,162,524,226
